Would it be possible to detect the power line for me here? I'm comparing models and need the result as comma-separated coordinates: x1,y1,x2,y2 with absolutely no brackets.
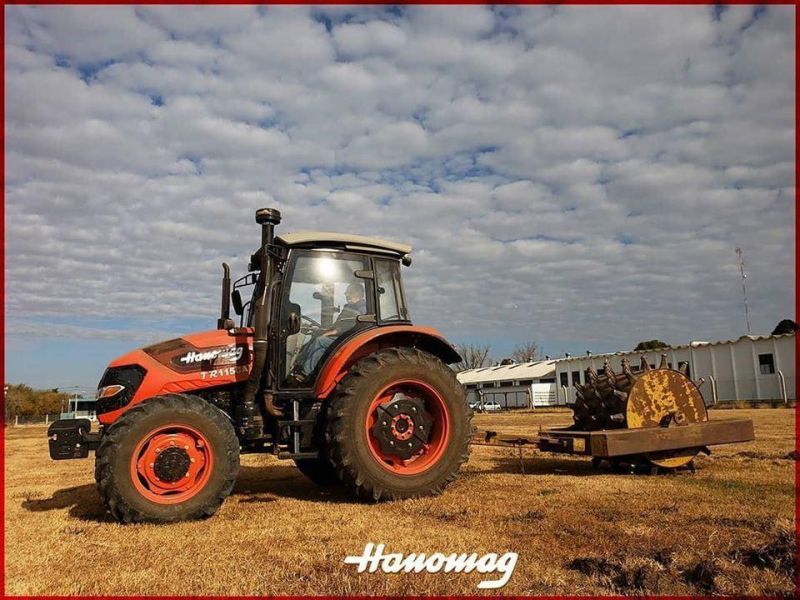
735,247,751,335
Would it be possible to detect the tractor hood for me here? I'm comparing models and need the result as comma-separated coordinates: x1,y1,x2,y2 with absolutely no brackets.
136,328,254,372
96,328,254,425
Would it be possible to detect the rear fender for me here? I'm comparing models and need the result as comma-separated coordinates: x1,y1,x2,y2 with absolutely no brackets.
313,325,461,399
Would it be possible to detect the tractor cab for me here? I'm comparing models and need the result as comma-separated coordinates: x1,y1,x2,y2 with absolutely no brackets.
229,227,415,391
225,227,411,390
274,233,412,389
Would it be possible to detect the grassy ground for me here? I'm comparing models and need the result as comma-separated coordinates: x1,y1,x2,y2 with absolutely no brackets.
4,408,795,596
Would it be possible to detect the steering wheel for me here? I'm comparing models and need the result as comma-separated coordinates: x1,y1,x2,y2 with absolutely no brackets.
301,315,322,328
300,314,325,336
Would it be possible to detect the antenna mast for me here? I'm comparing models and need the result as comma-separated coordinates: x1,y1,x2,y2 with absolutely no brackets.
735,247,751,335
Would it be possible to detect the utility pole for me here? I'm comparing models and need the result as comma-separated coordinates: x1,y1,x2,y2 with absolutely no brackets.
735,247,751,335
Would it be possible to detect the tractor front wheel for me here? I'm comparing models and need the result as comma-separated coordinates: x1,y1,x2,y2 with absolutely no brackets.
325,347,472,501
95,394,239,523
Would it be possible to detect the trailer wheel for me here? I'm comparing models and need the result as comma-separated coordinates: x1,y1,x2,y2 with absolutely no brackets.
95,394,239,523
325,347,472,501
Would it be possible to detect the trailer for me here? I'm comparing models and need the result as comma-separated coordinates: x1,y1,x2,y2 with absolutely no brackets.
473,418,754,473
471,357,756,473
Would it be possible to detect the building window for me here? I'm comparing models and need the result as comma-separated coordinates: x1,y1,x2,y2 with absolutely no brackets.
518,379,533,386
559,373,568,387
571,370,580,385
759,353,775,375
539,377,555,383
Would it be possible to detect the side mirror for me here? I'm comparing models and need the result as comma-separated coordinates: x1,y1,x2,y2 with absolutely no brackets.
287,312,301,335
232,290,243,316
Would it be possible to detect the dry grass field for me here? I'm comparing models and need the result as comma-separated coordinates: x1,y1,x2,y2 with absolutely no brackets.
4,408,796,596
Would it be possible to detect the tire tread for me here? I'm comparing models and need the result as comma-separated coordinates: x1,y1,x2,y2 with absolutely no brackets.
325,347,472,501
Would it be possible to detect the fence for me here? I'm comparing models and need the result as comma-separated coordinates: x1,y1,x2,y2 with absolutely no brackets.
7,413,68,426
704,373,795,405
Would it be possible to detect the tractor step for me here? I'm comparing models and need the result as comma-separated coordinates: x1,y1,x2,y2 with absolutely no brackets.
277,451,318,460
277,419,316,427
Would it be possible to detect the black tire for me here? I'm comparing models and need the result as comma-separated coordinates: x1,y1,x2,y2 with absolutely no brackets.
325,347,472,501
95,394,239,523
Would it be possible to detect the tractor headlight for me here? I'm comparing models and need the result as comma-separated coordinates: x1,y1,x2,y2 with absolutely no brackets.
97,384,125,400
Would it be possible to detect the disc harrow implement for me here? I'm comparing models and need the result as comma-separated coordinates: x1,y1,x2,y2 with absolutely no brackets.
471,354,754,473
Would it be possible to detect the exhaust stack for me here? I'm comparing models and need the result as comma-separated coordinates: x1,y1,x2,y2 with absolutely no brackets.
217,262,232,329
239,208,282,438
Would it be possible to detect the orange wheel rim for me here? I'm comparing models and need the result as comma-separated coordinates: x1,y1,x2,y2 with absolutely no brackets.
365,379,450,476
130,424,213,505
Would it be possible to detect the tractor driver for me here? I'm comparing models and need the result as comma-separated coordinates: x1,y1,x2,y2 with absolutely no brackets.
297,282,366,377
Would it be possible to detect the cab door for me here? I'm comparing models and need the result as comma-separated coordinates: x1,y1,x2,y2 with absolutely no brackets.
278,250,374,389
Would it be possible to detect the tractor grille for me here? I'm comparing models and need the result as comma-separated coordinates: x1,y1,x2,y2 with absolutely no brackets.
96,365,147,415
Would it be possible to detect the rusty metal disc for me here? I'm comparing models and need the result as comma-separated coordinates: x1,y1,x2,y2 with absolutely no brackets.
626,368,708,469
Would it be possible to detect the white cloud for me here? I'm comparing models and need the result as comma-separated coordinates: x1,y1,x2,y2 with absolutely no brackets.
333,21,407,58
4,5,795,375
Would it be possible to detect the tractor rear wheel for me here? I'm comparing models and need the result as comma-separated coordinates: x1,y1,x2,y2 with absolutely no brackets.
325,347,472,501
95,394,239,523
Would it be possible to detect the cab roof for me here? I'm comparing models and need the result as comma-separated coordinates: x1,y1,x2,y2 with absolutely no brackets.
276,231,412,256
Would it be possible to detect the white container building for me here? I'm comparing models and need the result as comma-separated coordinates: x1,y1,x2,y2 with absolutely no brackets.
456,333,795,409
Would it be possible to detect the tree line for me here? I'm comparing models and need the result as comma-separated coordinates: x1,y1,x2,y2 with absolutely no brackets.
4,384,70,422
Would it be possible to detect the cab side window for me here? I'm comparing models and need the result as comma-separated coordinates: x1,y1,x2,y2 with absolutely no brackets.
375,259,408,322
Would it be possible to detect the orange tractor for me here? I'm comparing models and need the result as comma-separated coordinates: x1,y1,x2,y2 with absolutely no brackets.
48,208,472,522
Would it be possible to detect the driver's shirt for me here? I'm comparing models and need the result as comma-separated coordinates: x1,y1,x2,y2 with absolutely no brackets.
330,299,366,335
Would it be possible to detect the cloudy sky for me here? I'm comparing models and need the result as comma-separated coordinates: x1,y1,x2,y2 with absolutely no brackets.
4,5,795,388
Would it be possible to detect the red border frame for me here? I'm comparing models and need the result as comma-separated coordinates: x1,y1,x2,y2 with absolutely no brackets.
1,2,797,598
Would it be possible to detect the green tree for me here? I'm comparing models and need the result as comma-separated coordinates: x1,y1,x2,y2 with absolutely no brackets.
633,339,670,351
4,384,68,422
772,319,798,335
